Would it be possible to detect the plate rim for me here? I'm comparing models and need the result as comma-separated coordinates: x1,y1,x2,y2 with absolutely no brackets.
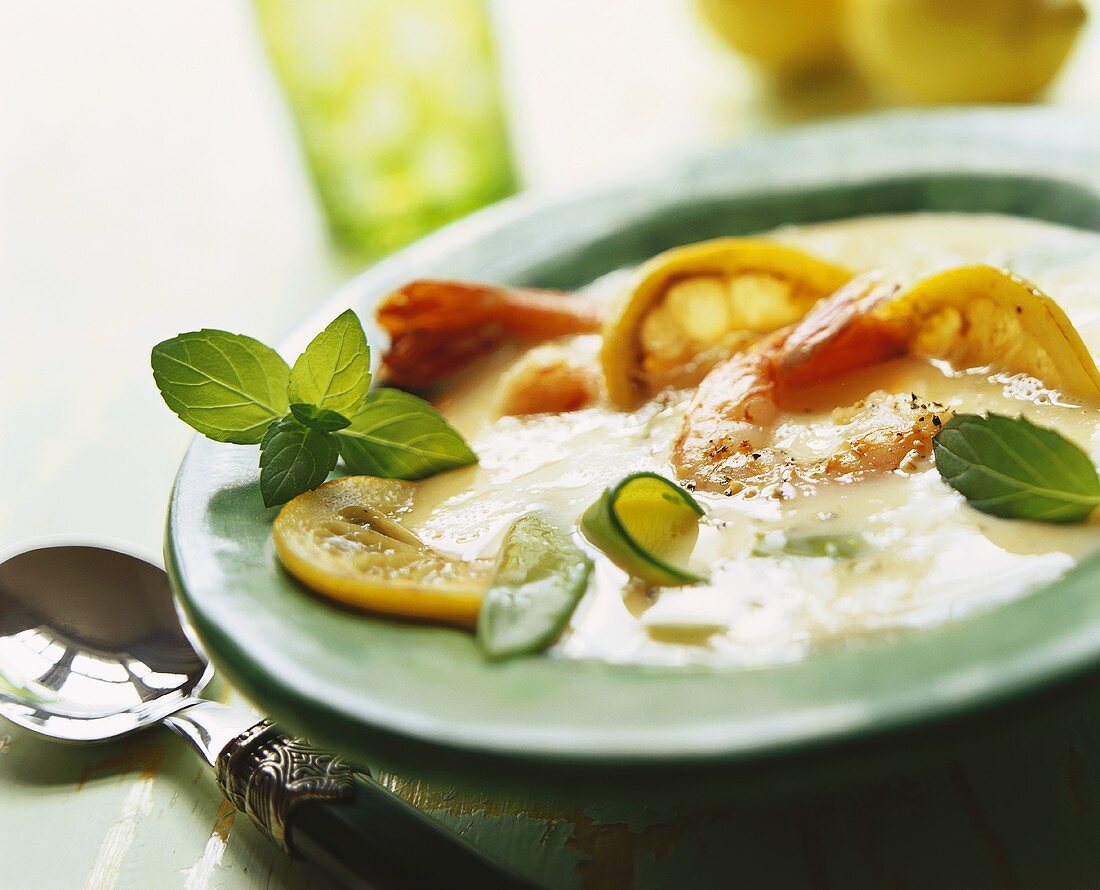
167,106,1100,769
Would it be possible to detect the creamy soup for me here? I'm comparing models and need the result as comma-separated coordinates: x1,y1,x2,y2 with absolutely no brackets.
403,214,1100,668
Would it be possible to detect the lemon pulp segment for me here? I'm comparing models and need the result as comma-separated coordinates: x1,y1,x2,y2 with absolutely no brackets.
273,475,492,626
601,239,852,407
885,265,1100,404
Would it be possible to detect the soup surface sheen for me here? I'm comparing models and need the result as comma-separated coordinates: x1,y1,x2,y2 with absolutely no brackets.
408,214,1100,667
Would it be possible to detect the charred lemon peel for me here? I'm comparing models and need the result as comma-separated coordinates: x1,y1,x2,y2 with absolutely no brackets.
600,238,853,408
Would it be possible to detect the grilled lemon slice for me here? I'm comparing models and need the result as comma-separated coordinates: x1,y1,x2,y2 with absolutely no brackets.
600,239,852,407
273,475,491,626
884,265,1100,404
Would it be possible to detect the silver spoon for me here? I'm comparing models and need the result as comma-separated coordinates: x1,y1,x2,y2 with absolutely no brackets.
0,540,531,889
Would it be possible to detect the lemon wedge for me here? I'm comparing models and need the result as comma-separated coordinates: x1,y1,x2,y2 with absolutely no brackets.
273,475,491,626
694,0,844,74
842,0,1086,104
883,265,1100,404
601,239,852,407
580,472,705,586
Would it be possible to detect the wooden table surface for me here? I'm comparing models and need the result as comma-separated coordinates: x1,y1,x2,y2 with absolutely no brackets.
3,2,1100,887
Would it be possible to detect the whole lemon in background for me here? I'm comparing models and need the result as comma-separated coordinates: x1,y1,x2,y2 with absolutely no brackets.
841,0,1087,103
694,0,845,74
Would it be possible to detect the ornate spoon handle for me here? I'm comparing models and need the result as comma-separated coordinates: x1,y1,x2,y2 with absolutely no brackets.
214,719,356,851
166,702,533,888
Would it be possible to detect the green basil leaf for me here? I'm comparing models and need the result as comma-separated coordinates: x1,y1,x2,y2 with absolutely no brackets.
151,330,290,444
287,309,371,416
335,388,477,480
290,403,351,432
477,514,593,660
933,413,1100,523
258,416,339,507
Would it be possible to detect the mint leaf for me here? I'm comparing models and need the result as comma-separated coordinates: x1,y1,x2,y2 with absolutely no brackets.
259,416,339,507
336,388,477,480
477,514,592,660
152,330,290,444
290,403,351,432
933,413,1100,523
287,310,371,417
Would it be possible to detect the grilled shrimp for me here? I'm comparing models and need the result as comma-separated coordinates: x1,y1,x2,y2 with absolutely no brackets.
497,344,602,416
378,279,606,387
673,274,951,494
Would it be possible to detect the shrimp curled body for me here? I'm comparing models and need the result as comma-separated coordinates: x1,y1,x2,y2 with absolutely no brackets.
673,275,951,494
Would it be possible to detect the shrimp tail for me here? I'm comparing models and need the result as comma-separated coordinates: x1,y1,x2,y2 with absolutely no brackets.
377,279,605,387
777,274,910,389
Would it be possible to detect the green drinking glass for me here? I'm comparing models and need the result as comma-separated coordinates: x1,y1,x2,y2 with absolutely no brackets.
254,0,517,260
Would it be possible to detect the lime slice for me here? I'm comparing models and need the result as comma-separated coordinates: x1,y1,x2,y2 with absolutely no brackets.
477,514,593,660
580,472,705,585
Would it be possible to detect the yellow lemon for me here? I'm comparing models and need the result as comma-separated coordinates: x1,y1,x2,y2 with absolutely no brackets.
600,238,852,407
273,475,492,626
694,0,845,73
884,265,1100,403
841,0,1086,103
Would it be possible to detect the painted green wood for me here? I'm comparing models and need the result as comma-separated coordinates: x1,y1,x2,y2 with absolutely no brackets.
393,665,1100,887
0,681,327,889
9,671,1100,887
289,774,534,886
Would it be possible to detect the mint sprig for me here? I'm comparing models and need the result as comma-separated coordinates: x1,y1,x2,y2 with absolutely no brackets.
152,310,477,507
151,330,290,444
336,389,477,480
290,403,352,432
259,416,339,507
933,413,1100,523
287,309,371,415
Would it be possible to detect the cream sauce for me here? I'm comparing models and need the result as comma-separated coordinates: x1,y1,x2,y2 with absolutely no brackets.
407,214,1100,667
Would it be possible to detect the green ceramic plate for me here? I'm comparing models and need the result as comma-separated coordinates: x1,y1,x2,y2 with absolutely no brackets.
167,107,1100,774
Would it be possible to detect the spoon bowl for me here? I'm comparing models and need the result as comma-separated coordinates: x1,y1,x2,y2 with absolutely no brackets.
0,541,211,742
